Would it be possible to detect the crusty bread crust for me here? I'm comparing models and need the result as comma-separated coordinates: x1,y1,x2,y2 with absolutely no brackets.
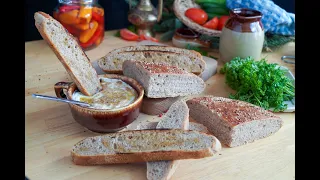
71,129,221,165
187,96,282,127
34,11,102,96
186,96,283,147
97,45,206,75
72,148,213,165
123,60,205,98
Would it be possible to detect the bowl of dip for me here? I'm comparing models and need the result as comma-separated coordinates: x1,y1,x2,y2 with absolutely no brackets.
54,74,144,133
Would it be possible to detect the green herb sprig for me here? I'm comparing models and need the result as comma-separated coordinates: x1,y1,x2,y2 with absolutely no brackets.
220,56,295,112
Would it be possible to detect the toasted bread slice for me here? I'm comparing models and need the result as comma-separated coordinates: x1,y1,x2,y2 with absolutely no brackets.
71,129,221,165
186,96,283,147
122,60,205,98
97,45,206,75
34,11,102,96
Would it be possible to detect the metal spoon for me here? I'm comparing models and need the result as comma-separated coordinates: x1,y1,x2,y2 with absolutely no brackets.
32,94,91,107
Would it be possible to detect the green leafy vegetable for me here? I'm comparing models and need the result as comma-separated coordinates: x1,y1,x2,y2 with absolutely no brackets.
127,25,137,34
185,44,208,56
160,30,175,41
220,56,295,112
114,30,120,37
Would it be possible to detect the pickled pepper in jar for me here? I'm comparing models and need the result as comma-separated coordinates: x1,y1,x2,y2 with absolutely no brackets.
53,0,105,50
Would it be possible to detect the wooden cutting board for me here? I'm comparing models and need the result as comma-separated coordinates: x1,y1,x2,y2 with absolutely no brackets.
91,40,218,115
25,32,295,180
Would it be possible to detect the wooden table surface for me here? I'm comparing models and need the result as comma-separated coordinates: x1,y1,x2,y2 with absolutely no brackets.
25,30,295,180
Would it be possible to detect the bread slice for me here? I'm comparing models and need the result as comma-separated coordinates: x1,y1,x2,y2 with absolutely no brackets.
97,45,206,75
71,129,221,165
34,11,102,96
136,121,210,180
136,122,209,134
186,96,284,147
122,60,205,98
146,100,189,180
141,96,181,115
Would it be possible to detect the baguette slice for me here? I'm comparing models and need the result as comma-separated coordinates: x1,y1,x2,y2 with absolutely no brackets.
71,129,221,165
97,45,206,74
186,96,284,147
122,60,205,98
34,11,102,96
136,122,209,134
147,100,189,180
136,122,210,180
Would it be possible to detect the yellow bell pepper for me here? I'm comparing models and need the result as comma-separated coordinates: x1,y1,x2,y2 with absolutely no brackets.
79,6,92,24
74,23,90,30
79,20,98,43
58,10,80,25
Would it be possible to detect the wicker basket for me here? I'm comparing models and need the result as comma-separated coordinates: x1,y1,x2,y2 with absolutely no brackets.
173,0,222,37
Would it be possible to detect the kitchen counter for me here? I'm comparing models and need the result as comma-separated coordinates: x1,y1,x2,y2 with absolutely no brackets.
25,30,295,180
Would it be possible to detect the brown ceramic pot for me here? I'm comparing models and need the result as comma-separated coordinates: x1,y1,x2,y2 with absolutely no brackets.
54,74,144,133
172,28,210,48
219,8,265,63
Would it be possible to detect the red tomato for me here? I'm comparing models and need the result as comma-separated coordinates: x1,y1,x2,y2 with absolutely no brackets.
203,17,219,30
185,8,208,25
120,29,139,41
218,16,230,30
139,34,159,42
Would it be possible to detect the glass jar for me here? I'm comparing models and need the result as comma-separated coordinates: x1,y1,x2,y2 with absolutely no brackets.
219,8,264,63
53,0,105,51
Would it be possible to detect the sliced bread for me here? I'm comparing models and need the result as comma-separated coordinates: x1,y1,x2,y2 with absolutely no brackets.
34,11,102,96
97,45,206,75
136,121,210,180
122,60,205,98
71,129,221,165
186,96,284,147
136,121,209,134
140,96,182,115
146,100,189,180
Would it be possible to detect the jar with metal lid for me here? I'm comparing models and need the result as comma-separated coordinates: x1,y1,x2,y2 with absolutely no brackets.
53,0,105,51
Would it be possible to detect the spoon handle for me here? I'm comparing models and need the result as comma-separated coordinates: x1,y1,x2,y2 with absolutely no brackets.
32,94,91,107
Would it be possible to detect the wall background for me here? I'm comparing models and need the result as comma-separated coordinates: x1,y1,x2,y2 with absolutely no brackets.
25,0,295,42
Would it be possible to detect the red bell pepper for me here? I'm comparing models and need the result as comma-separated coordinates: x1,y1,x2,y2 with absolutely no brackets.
79,25,104,49
92,11,104,24
139,34,159,42
59,5,80,13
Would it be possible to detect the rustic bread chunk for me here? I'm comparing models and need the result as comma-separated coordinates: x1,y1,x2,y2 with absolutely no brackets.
122,60,205,98
186,96,284,147
34,11,102,96
97,45,206,74
71,129,221,165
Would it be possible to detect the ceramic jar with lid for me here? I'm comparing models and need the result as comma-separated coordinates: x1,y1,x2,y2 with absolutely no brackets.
53,0,105,51
219,8,264,63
